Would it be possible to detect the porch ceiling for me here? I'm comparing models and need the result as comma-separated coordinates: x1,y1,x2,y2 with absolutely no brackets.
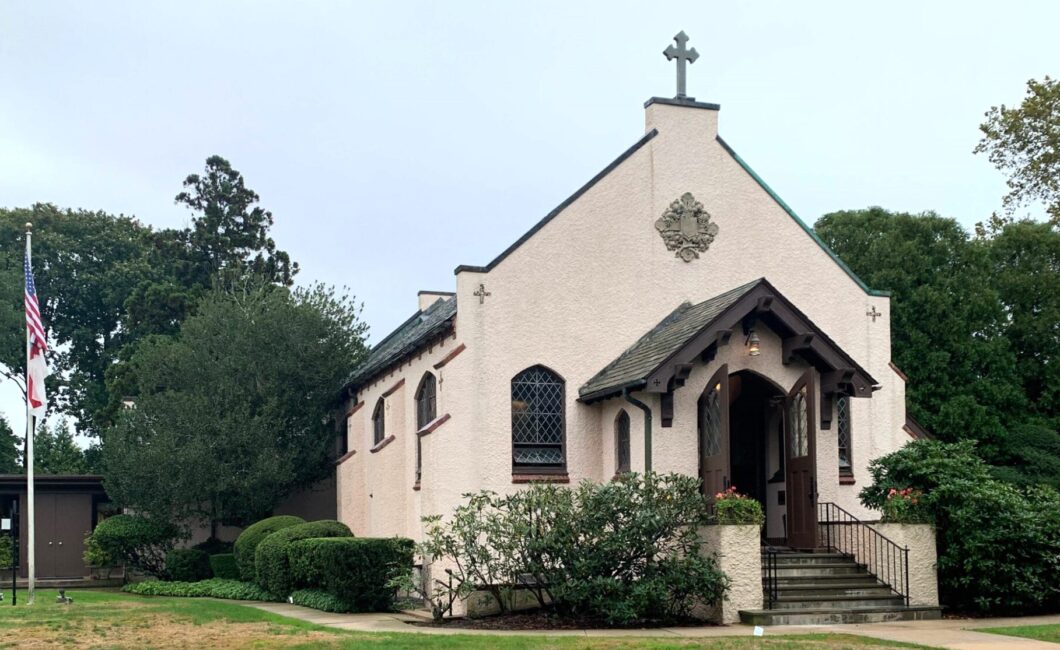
577,278,878,403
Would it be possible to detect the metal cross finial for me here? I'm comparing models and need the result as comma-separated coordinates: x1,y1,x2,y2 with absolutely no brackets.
867,306,882,323
473,283,491,305
663,31,699,99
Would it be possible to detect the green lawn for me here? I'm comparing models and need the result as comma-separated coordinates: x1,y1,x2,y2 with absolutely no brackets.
979,622,1060,643
0,589,939,649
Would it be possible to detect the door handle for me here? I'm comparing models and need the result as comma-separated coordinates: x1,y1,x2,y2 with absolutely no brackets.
48,541,53,546
57,541,62,546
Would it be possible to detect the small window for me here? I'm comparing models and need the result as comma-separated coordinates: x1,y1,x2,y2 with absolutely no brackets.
372,398,385,446
615,410,631,474
415,373,437,484
511,366,566,471
837,395,852,474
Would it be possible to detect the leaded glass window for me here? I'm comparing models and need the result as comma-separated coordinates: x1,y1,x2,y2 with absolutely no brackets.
699,382,722,457
415,373,437,484
511,366,565,469
837,395,852,473
372,398,385,446
615,410,631,474
789,387,808,458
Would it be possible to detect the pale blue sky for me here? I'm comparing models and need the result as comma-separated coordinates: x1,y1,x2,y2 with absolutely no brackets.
0,1,1056,440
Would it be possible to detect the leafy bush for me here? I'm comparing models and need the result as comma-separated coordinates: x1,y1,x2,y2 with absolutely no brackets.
290,589,355,613
255,520,352,595
209,553,239,580
90,514,182,577
83,534,113,569
165,548,212,582
0,536,12,568
861,440,1060,614
233,515,304,582
192,537,234,555
403,473,728,624
290,537,414,612
880,488,931,524
712,487,765,525
123,578,281,601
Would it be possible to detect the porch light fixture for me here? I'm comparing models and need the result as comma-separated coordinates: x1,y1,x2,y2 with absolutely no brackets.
746,328,761,356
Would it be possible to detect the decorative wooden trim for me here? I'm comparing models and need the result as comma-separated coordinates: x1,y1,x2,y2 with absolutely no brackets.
345,402,364,418
433,343,466,370
512,473,570,484
382,378,405,398
333,449,357,466
369,435,395,454
839,474,856,486
416,413,451,437
889,362,909,382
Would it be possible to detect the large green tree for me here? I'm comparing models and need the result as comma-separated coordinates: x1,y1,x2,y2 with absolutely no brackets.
33,419,92,475
102,282,367,534
975,76,1060,224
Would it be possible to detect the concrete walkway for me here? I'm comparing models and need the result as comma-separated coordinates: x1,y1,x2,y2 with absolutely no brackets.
246,602,1060,649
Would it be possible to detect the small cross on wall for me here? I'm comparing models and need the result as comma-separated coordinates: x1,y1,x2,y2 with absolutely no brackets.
866,306,882,323
473,283,491,305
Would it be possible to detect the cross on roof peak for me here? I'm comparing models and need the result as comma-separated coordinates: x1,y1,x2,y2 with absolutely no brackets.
663,31,699,99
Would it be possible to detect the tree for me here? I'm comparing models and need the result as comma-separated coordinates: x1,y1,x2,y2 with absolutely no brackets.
102,282,367,534
0,417,21,474
34,419,90,475
975,77,1060,224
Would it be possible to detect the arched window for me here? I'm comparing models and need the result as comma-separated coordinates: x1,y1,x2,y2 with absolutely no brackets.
511,366,565,471
372,398,385,446
836,395,852,475
614,409,631,474
415,373,437,484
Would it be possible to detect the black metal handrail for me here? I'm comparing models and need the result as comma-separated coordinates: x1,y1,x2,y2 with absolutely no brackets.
763,548,779,609
818,501,910,605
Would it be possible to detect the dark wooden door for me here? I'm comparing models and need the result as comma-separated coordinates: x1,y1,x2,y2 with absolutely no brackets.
33,494,57,578
53,494,92,577
785,370,817,549
699,364,730,500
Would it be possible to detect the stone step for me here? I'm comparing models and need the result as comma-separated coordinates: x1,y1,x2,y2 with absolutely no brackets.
766,564,868,578
761,553,853,566
772,574,880,588
771,583,894,598
770,594,906,610
740,605,942,626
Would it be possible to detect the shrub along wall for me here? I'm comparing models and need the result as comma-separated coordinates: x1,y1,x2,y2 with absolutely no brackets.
165,549,212,582
233,515,304,582
289,537,414,612
209,553,239,580
254,520,352,596
90,514,181,578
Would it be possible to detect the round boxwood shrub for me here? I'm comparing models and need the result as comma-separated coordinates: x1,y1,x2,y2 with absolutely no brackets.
289,537,414,612
234,515,304,582
255,520,352,595
208,553,239,580
192,537,234,555
165,548,212,582
91,514,181,577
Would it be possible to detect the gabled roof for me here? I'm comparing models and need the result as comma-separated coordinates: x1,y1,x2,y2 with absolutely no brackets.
344,297,457,391
579,278,878,403
579,280,761,401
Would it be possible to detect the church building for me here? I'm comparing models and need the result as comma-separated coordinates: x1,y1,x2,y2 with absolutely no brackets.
336,33,937,623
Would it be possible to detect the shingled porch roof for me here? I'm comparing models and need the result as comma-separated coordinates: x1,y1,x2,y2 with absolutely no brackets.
578,278,878,403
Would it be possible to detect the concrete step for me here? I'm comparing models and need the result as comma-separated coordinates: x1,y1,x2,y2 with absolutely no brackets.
770,594,906,610
761,552,850,565
773,583,894,598
740,605,942,626
766,564,867,578
773,574,879,588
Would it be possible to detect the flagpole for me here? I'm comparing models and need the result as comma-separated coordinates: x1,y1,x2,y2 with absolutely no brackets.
24,222,35,605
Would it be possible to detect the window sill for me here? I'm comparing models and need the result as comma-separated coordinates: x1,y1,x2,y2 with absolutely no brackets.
370,435,395,454
416,413,451,437
839,474,856,485
333,449,357,466
512,473,570,484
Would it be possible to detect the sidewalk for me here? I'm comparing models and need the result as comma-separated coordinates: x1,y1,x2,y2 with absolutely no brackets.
246,602,1060,649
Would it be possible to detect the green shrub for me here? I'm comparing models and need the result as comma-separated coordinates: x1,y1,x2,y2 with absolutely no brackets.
123,578,281,601
192,537,234,555
83,534,113,569
165,548,212,582
91,514,181,577
290,589,355,613
712,487,765,525
290,537,414,612
209,553,239,580
255,520,352,595
861,440,1060,614
0,535,12,568
233,515,304,582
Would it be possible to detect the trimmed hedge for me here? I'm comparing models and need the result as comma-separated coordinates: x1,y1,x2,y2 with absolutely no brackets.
290,537,414,612
192,537,234,555
234,515,304,582
123,578,280,601
91,514,182,577
209,553,239,580
290,589,355,613
165,548,212,582
255,520,352,595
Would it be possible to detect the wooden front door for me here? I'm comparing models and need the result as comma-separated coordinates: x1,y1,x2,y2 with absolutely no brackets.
785,370,817,548
28,494,93,578
699,364,730,499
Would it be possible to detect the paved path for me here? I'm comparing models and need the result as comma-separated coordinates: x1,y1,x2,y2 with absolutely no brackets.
247,602,1060,649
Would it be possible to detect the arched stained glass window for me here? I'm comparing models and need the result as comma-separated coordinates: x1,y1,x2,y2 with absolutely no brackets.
372,398,385,446
511,366,565,470
789,386,808,458
615,409,631,474
699,382,722,458
415,373,437,484
837,395,852,474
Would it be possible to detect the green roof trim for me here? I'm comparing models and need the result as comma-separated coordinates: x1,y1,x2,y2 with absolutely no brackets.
715,136,890,298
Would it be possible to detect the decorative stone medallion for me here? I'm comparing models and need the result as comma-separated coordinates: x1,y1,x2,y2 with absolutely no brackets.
655,192,719,262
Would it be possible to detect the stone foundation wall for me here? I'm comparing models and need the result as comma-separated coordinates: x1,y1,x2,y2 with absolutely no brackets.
698,524,762,623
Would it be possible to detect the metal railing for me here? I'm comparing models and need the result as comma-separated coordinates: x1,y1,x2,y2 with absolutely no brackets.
818,501,910,605
763,548,779,608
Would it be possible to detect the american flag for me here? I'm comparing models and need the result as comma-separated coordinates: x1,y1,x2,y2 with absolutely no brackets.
25,250,48,414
